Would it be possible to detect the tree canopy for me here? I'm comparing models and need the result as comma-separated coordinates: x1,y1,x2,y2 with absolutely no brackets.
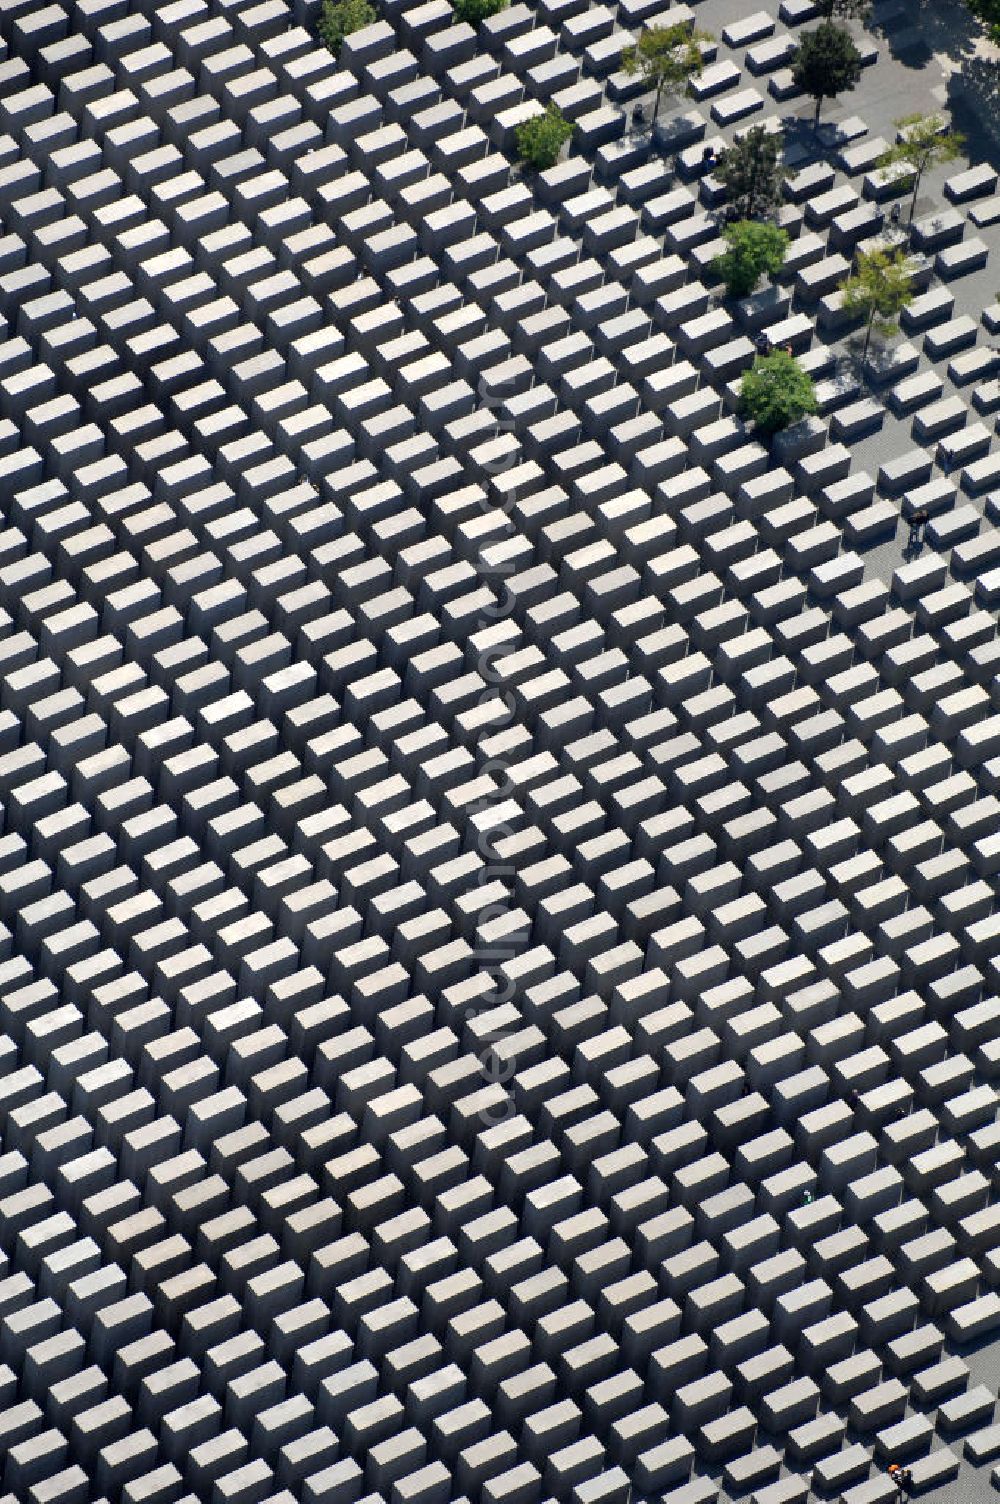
715,126,788,220
621,21,714,116
713,221,789,298
792,21,863,124
877,113,965,223
317,0,376,54
515,105,574,170
840,247,915,357
740,351,818,434
965,0,1000,42
452,0,507,25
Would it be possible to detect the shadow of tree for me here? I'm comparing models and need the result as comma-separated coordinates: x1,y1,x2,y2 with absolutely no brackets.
871,0,980,68
874,22,934,71
948,57,1000,167
835,334,903,393
776,111,829,165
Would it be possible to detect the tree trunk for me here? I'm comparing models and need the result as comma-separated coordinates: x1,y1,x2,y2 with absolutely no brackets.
814,94,823,126
654,78,663,118
863,307,874,360
908,169,921,224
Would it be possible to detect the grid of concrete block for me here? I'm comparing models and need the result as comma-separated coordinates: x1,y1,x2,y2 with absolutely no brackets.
0,0,997,1501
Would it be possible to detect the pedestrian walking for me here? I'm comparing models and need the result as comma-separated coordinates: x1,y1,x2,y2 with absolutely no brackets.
908,507,928,550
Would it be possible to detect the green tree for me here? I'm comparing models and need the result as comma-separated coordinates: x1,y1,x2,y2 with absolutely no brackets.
621,21,714,117
515,105,573,170
877,112,965,225
739,350,818,434
965,0,1000,42
713,221,789,298
715,126,788,220
452,0,506,25
317,0,376,55
792,21,863,126
839,247,915,359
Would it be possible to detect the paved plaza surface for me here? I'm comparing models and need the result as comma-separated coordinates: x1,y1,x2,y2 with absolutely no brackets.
0,0,997,1503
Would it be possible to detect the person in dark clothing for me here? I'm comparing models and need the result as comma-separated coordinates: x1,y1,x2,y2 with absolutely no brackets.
908,507,929,550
